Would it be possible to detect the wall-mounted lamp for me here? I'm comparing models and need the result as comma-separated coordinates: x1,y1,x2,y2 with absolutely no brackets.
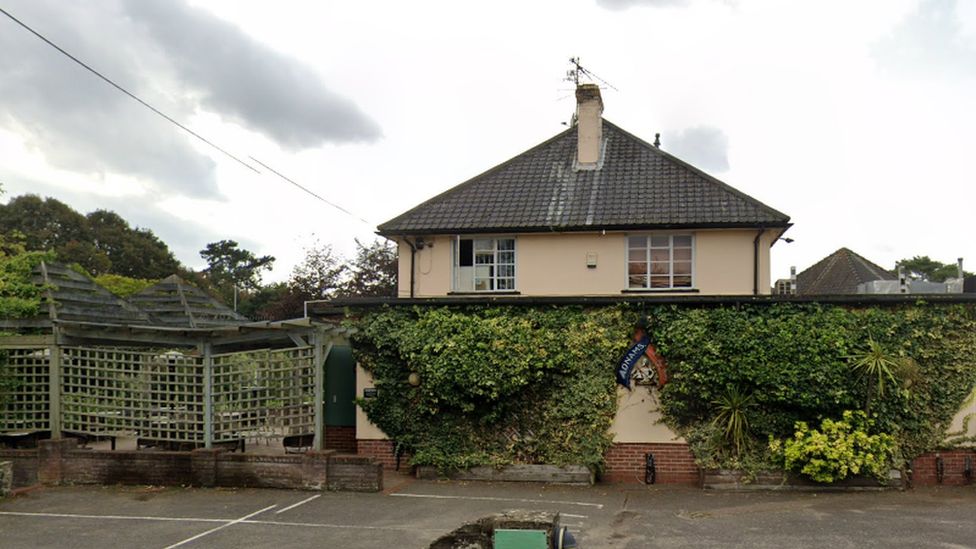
407,372,421,386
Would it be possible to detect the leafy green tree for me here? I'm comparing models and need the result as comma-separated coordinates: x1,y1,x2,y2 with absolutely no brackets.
199,240,275,304
58,240,111,275
340,238,396,297
896,255,971,282
242,282,305,321
0,194,181,278
290,241,346,301
87,210,180,279
0,194,90,253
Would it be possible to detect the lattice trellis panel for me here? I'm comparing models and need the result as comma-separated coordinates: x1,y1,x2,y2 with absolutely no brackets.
60,347,205,442
211,347,314,443
0,348,51,433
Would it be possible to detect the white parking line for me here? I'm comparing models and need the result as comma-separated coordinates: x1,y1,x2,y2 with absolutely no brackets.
246,519,442,532
0,510,443,534
561,513,588,519
162,504,277,549
389,493,604,509
0,511,226,523
275,494,321,514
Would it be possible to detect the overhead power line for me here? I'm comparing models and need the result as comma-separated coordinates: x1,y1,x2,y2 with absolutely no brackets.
249,157,373,226
0,6,259,174
0,6,375,227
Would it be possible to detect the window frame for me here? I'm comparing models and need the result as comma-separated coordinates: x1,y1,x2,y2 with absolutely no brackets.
624,233,696,291
451,235,517,293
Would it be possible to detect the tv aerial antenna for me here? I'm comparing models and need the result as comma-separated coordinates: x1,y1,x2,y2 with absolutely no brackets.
565,57,619,91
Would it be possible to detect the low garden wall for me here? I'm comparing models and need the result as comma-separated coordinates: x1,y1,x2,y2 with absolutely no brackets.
0,460,11,497
4,439,382,492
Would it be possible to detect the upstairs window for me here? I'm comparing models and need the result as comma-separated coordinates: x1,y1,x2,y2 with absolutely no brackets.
454,237,516,292
627,234,694,289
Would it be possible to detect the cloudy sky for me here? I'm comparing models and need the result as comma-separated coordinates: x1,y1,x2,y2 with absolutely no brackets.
1,0,974,282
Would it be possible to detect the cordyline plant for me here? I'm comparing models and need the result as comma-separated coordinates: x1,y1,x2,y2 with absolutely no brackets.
847,337,919,415
711,386,754,457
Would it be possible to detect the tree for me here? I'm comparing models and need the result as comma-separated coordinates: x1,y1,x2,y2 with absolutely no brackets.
340,238,397,297
0,194,182,278
896,256,972,282
87,210,180,279
0,194,90,254
290,241,347,301
199,240,275,303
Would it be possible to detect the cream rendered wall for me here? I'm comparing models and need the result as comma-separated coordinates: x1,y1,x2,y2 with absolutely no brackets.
355,364,387,440
947,388,976,447
611,386,683,443
396,230,779,297
396,236,454,298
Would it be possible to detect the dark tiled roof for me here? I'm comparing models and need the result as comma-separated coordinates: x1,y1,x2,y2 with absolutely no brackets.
32,261,152,325
796,248,896,295
129,274,248,328
378,120,790,235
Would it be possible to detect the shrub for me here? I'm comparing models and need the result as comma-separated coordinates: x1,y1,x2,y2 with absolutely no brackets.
771,410,896,483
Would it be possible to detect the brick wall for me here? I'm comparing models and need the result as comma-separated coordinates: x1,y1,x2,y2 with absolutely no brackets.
0,449,38,488
62,450,193,486
911,449,976,486
0,461,11,497
325,426,357,453
357,439,412,471
327,455,383,491
23,439,381,492
602,442,700,485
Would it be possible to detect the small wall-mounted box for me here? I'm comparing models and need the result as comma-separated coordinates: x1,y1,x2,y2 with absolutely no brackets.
586,252,598,269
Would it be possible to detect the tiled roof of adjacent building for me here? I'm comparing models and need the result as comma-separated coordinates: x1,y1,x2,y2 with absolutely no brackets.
377,120,790,235
796,248,896,295
129,274,248,328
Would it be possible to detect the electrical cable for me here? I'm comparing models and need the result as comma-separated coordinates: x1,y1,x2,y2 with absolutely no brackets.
1,6,375,226
0,6,260,174
249,157,373,226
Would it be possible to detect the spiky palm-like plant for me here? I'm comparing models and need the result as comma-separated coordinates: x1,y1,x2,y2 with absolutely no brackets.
711,386,755,457
848,337,917,414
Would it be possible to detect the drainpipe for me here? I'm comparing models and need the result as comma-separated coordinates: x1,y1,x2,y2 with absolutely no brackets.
753,228,766,295
403,237,418,298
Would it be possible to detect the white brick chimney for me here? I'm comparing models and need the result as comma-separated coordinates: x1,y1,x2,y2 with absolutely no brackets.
575,83,603,169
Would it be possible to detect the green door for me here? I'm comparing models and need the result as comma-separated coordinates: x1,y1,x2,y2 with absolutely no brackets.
324,345,356,427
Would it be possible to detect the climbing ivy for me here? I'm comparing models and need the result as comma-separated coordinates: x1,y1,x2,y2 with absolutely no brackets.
649,302,976,466
348,302,976,474
348,306,630,472
0,238,54,320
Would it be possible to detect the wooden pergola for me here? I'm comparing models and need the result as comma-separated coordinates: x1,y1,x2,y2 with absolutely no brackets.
0,261,347,451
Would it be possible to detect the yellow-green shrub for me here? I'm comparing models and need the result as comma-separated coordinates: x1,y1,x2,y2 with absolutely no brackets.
771,410,895,483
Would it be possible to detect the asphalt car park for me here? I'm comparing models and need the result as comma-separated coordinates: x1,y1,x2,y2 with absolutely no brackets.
2,476,975,548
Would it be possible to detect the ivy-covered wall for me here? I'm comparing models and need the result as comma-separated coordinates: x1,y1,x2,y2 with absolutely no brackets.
348,301,976,473
350,306,630,471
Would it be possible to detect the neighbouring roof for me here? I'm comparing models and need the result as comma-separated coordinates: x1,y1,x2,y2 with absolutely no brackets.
32,261,152,326
796,248,896,295
129,274,248,328
3,263,247,330
377,120,790,235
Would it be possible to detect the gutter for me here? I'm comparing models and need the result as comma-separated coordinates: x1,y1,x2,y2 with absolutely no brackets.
753,227,766,295
379,221,792,238
402,236,418,298
307,293,976,313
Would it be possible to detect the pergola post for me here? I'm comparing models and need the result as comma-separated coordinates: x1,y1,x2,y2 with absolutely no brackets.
202,342,214,449
312,329,333,452
48,327,62,440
